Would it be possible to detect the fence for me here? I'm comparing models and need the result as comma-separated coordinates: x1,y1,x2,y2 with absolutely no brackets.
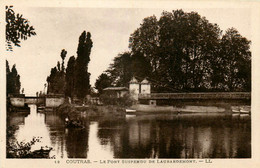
138,92,251,100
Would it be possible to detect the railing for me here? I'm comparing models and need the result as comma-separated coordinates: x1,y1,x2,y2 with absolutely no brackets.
138,92,251,100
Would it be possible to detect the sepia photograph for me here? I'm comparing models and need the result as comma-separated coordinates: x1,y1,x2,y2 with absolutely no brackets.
1,0,260,167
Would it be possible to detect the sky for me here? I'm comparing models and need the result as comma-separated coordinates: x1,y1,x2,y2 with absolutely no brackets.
6,6,252,95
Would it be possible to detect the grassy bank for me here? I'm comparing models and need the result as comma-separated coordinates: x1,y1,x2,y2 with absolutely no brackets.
55,102,126,119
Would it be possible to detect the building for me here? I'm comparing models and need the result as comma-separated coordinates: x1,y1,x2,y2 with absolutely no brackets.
140,78,151,94
103,87,129,98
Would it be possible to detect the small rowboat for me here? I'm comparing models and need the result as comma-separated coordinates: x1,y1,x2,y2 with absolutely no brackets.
65,119,85,129
231,106,251,114
126,109,136,114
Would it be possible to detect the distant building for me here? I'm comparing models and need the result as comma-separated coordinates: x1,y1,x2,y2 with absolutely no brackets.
103,87,129,98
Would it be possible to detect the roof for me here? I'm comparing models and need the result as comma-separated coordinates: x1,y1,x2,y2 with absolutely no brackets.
129,77,139,84
103,87,129,91
141,78,150,84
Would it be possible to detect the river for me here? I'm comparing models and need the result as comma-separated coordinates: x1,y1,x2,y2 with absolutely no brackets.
7,104,251,158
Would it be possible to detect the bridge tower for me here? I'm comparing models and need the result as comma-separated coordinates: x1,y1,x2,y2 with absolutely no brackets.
129,77,140,100
140,78,151,94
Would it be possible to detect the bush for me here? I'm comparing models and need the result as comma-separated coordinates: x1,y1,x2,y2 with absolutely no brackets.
6,126,53,158
100,92,135,107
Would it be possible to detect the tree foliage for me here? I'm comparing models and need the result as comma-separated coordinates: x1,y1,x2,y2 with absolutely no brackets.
47,50,67,94
95,73,112,95
65,56,76,97
217,28,251,91
6,60,21,95
6,6,36,51
96,9,251,93
106,52,132,87
46,31,93,100
74,31,93,99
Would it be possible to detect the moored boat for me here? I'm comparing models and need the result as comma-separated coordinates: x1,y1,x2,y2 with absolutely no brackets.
240,106,251,114
37,106,45,112
231,106,251,114
65,118,84,128
125,109,136,114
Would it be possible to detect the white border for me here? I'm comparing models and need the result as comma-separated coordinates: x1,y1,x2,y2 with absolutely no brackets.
1,0,259,168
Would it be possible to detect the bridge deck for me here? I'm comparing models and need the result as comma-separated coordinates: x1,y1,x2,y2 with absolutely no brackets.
138,92,251,100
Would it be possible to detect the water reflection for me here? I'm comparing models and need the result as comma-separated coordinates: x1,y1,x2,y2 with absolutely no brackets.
8,107,251,159
14,105,51,151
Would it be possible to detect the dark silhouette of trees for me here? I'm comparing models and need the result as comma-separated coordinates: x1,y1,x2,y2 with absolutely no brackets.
94,51,152,94
96,9,251,93
106,52,132,87
6,6,36,96
6,60,21,95
95,73,112,95
129,10,223,92
61,49,67,72
6,6,36,51
46,31,93,100
217,28,251,91
65,56,76,97
74,31,93,99
46,49,67,94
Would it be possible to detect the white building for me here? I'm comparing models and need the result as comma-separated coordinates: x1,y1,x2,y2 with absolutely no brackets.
129,77,140,100
140,78,151,94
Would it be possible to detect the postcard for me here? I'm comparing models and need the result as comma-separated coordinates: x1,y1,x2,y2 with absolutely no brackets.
1,0,260,168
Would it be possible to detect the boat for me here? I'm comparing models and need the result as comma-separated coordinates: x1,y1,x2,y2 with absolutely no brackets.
37,105,45,112
29,147,53,158
231,106,251,114
126,109,136,114
240,106,251,114
65,119,85,128
231,106,240,113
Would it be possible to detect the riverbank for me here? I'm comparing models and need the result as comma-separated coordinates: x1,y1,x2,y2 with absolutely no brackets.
130,104,251,114
55,102,126,119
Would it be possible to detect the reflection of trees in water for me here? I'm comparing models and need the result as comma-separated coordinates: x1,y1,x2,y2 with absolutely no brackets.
45,113,90,158
96,117,126,152
45,113,66,158
96,115,251,158
65,128,89,158
7,112,30,126
65,118,90,158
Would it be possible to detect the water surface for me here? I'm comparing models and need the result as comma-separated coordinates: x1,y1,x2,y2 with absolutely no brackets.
7,105,251,158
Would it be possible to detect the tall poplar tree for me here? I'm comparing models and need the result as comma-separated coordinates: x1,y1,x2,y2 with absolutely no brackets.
75,31,93,99
65,56,76,97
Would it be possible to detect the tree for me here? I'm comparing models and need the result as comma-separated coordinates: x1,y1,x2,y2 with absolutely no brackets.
6,60,21,95
102,51,152,88
95,73,112,94
46,67,58,94
131,52,152,80
6,6,36,51
46,49,67,94
218,28,251,91
75,31,93,99
65,56,76,97
129,15,159,73
60,49,67,72
106,52,132,87
128,9,251,92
